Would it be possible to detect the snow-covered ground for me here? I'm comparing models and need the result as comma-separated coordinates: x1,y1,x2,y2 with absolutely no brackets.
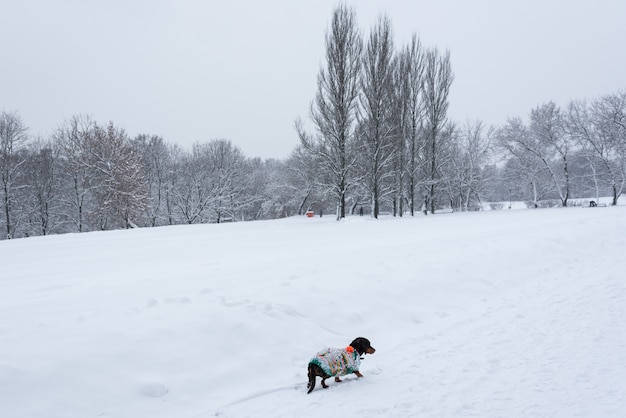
1,203,625,417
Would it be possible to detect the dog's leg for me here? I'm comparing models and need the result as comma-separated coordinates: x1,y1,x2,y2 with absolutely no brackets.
321,376,329,388
335,376,342,383
354,371,363,378
307,365,316,394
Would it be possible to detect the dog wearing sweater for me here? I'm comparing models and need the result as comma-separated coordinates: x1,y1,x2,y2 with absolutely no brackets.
307,337,376,393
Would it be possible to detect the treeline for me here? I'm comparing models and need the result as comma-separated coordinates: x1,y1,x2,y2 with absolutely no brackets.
1,5,625,239
496,95,626,208
0,113,296,239
295,5,626,219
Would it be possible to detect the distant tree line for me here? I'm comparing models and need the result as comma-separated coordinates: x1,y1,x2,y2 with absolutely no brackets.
1,5,625,239
0,113,303,239
496,95,626,208
295,5,625,219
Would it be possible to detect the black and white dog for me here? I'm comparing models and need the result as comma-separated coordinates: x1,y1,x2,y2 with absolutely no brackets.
307,337,376,393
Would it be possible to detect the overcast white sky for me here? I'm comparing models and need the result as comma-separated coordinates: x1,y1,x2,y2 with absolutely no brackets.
2,0,625,159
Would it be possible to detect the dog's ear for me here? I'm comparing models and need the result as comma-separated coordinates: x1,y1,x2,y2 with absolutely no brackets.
350,337,371,355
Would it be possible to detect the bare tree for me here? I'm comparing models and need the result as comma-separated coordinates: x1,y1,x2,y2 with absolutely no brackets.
496,117,547,207
162,143,183,225
23,139,62,236
422,48,454,214
565,99,610,203
55,115,99,232
201,139,250,223
447,120,493,211
238,157,270,221
170,139,250,224
135,134,172,226
0,111,29,239
593,91,626,205
249,153,318,220
529,102,573,206
296,4,362,220
396,35,426,216
284,145,320,215
389,50,406,217
253,158,289,219
172,144,210,224
357,15,396,218
89,122,147,229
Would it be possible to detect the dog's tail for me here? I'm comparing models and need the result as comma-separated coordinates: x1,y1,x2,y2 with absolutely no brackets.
306,363,316,394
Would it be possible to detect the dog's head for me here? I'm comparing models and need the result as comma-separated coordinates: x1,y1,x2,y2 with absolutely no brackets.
349,337,376,356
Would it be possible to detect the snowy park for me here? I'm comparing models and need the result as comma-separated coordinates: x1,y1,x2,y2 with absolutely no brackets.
1,203,625,417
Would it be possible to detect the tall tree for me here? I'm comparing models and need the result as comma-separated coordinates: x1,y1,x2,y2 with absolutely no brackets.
357,15,396,218
396,35,426,216
296,4,362,220
422,48,454,214
0,111,29,239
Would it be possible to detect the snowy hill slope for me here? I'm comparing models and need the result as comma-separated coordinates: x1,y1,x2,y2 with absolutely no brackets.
1,206,625,417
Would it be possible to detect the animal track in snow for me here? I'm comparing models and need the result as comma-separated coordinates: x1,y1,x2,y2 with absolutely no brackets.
218,297,303,319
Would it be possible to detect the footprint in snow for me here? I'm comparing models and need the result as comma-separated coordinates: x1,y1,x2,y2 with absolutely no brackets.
164,296,192,304
139,382,168,398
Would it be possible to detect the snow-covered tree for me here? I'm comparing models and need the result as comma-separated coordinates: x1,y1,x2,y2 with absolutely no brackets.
592,91,626,205
55,115,99,232
22,140,62,236
0,111,29,239
284,145,322,216
296,4,362,220
446,120,493,211
201,139,251,223
89,122,147,229
564,99,611,203
529,102,573,206
173,144,212,224
422,48,454,214
395,35,426,216
496,117,548,207
356,15,397,218
135,134,172,226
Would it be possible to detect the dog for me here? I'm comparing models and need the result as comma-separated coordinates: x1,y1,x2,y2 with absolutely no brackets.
307,337,375,394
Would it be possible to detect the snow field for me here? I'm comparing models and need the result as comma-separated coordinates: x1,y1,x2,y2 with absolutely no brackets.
1,205,625,417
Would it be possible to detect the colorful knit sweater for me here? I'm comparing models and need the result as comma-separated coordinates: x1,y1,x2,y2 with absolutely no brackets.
309,346,361,377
